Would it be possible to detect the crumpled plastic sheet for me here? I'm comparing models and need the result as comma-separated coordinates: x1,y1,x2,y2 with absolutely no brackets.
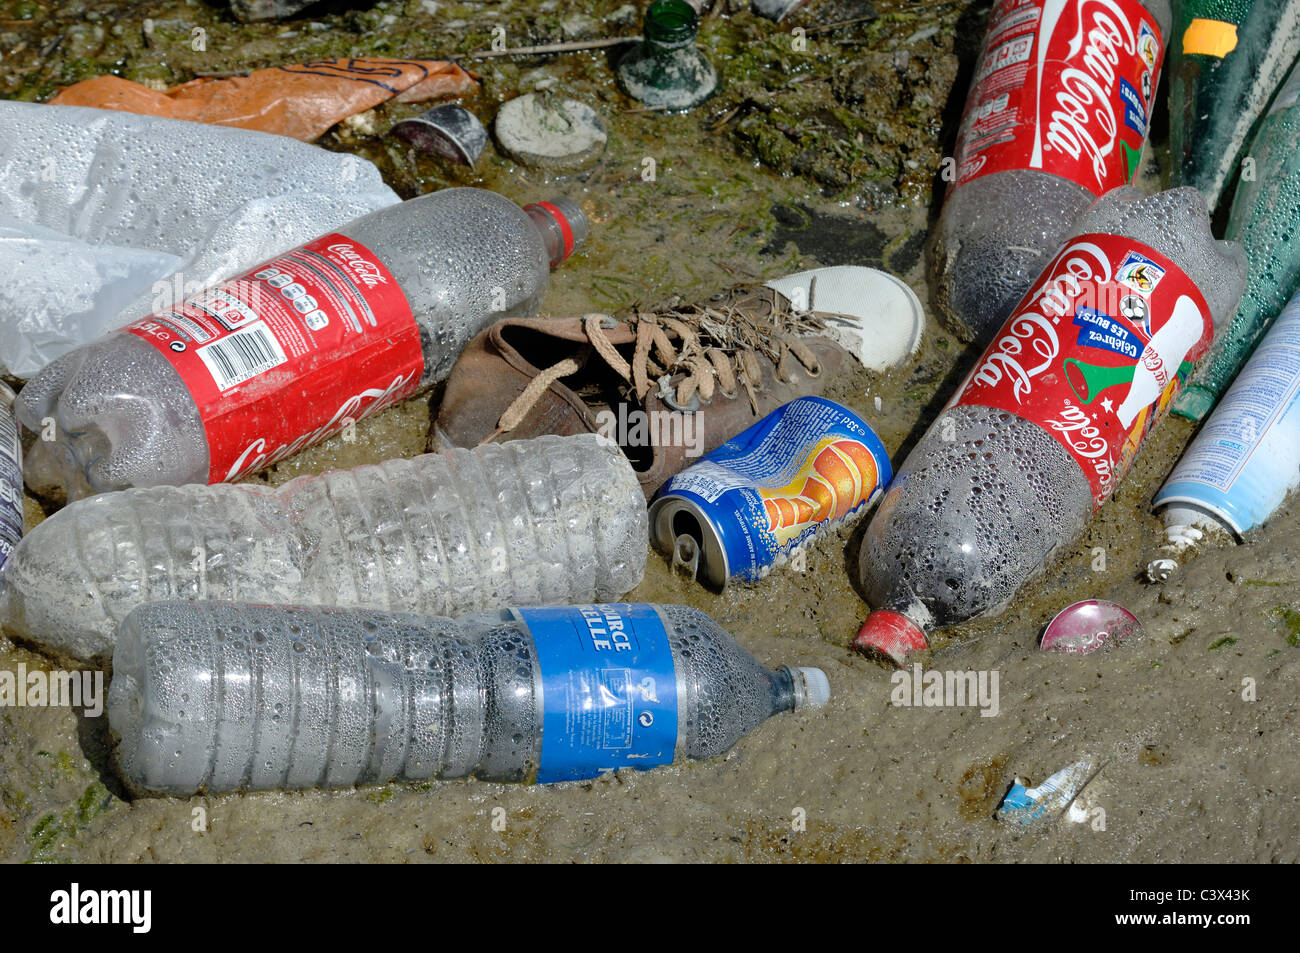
48,56,479,142
0,100,400,378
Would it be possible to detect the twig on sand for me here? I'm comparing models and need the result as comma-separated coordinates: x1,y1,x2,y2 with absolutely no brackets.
463,36,640,59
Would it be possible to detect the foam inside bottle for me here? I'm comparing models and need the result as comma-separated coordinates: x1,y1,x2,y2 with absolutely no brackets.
934,0,1173,343
858,186,1246,661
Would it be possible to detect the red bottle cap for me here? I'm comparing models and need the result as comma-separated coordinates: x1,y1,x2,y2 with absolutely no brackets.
524,198,589,268
852,610,927,666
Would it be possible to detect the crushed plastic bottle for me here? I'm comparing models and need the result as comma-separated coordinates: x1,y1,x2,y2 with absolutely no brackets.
856,186,1246,664
934,0,1171,342
1,434,643,665
16,187,587,501
107,600,830,796
0,100,400,379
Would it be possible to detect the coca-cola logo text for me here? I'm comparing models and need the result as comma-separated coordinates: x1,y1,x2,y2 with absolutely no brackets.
1035,0,1144,189
326,242,388,288
969,240,1112,402
223,372,418,482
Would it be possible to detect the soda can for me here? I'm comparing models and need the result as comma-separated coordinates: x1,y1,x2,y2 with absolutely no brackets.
649,396,891,587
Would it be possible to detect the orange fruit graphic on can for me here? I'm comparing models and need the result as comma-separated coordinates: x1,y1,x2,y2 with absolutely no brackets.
649,397,891,588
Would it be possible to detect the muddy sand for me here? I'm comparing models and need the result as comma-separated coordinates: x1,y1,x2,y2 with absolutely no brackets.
0,0,1296,863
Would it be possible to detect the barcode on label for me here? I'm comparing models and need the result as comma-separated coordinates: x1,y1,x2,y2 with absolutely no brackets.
197,322,287,391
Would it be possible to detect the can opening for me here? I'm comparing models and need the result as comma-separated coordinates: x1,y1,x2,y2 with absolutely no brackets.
671,530,700,582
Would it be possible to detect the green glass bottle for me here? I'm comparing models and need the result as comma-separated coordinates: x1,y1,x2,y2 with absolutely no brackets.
1174,57,1300,419
1167,0,1300,209
617,0,718,111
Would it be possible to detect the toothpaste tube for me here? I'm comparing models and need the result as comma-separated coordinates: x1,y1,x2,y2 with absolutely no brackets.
1149,290,1300,580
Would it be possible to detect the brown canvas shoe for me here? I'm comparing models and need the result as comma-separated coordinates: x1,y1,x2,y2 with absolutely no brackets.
432,285,851,498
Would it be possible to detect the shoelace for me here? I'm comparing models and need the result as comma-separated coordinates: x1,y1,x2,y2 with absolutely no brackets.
484,287,838,444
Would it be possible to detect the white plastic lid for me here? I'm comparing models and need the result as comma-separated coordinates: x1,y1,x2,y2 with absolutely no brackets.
765,265,925,372
793,667,831,708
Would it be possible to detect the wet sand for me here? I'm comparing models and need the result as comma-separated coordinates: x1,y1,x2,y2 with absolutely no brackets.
0,0,1296,863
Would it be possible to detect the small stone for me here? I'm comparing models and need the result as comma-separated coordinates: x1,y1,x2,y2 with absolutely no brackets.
609,4,638,26
494,93,607,172
561,14,599,40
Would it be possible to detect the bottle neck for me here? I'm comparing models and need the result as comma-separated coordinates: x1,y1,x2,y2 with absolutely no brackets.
524,198,588,269
770,667,797,714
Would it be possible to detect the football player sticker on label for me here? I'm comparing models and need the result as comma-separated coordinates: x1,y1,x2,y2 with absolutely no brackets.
949,234,1212,507
953,0,1165,195
123,233,424,484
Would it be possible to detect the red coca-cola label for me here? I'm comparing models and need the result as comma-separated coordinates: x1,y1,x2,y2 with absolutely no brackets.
125,233,424,483
952,0,1164,195
948,234,1212,507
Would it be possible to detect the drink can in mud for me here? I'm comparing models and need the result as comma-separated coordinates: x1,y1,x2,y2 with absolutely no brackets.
649,396,891,587
0,382,24,572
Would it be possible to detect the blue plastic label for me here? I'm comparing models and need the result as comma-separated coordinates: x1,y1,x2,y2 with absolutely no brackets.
522,604,679,783
655,397,891,581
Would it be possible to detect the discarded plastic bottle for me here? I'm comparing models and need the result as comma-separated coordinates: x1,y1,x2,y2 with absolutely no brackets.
0,100,399,379
16,187,588,501
1166,0,1300,210
934,0,1170,342
856,186,1246,664
1,434,643,665
1173,56,1300,420
617,0,717,111
107,601,830,796
1150,288,1300,581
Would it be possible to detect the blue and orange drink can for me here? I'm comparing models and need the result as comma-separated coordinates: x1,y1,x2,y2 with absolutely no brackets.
649,396,891,587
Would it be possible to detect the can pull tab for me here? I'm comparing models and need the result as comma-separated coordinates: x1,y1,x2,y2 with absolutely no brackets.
671,533,700,582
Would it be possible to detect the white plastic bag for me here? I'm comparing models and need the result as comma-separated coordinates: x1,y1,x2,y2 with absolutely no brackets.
0,101,399,378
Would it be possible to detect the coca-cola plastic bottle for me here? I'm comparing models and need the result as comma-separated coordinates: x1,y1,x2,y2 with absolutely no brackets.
856,186,1246,663
934,0,1171,342
16,188,587,501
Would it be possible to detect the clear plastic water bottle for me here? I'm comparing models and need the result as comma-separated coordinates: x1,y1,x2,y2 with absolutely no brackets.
15,188,588,501
107,600,830,796
1,434,643,665
856,186,1246,663
934,0,1171,342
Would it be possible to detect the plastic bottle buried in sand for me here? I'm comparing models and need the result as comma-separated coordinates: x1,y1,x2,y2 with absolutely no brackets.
15,188,588,502
855,186,1246,664
107,601,830,796
1165,0,1300,210
1149,289,1300,582
0,434,644,665
1173,55,1300,420
934,0,1170,342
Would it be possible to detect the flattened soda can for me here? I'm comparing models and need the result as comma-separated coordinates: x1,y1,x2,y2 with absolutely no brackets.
649,396,891,586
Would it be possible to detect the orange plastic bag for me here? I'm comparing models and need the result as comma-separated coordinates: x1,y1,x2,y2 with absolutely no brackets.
49,57,479,141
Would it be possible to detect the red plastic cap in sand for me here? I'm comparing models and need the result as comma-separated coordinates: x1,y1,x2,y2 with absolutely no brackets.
852,610,927,666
